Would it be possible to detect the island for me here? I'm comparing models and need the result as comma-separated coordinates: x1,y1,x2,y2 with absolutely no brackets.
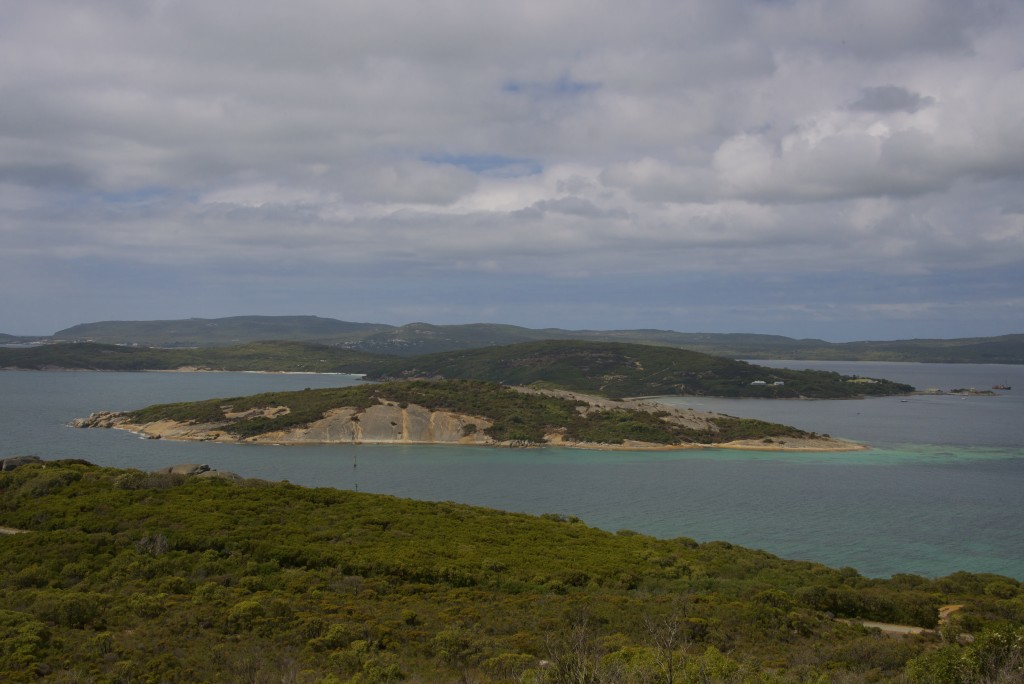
72,379,862,451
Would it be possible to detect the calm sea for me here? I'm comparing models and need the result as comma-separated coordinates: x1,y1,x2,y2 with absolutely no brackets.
1,362,1022,580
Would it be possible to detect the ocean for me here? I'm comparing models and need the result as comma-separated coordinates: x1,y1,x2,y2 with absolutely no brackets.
1,362,1022,580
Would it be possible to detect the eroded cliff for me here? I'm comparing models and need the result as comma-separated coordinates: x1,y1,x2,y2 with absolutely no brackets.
73,401,493,446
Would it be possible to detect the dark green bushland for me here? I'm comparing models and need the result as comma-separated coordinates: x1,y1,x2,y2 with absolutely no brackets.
1,461,1020,682
365,340,915,399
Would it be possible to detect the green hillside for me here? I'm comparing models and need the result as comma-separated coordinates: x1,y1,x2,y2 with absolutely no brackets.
0,334,41,345
0,339,915,400
1,460,1020,682
0,341,387,373
808,334,1024,364
365,341,915,399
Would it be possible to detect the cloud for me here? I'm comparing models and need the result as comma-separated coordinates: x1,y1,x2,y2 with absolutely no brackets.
1,0,1023,338
849,85,935,113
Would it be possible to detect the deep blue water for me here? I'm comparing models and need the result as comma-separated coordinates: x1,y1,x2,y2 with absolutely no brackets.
1,364,1022,579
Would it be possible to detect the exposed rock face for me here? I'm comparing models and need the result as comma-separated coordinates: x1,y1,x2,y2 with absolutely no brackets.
154,463,243,480
155,463,211,476
76,402,494,446
256,403,491,445
70,412,124,429
1,455,42,471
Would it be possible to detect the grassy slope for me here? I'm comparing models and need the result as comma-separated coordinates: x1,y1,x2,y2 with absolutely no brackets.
124,379,812,444
364,340,915,399
1,461,1021,682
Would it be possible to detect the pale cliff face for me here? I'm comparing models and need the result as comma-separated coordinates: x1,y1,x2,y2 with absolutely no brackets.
92,402,495,446
252,403,493,445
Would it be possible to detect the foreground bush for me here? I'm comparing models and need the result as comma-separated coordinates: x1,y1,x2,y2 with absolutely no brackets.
1,461,1019,682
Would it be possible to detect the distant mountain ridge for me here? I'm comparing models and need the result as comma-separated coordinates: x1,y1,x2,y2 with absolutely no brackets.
6,315,1022,363
51,315,390,346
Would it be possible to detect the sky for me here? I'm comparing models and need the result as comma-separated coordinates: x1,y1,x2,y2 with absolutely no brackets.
2,0,1023,341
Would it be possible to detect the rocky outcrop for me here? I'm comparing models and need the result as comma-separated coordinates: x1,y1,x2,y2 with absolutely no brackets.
154,463,243,480
1,455,42,471
155,463,211,476
76,402,495,447
253,403,491,445
70,412,131,429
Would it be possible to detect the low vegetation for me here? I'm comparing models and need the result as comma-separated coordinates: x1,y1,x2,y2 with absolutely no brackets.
365,341,915,399
1,339,917,399
0,341,385,373
1,461,1021,682
124,379,812,444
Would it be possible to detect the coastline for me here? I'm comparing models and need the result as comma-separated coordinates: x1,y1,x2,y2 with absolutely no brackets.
558,437,867,453
149,367,362,376
712,438,868,452
104,422,866,453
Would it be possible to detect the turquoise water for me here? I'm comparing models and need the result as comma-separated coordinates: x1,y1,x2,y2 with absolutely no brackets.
1,365,1022,579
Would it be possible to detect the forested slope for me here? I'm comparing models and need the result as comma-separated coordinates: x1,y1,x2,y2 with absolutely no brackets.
1,461,1021,682
366,341,914,399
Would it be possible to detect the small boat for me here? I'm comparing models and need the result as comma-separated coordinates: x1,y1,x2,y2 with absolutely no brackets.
992,385,1011,390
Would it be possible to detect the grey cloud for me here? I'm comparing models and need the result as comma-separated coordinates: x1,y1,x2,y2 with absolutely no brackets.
756,0,991,60
850,85,935,113
337,162,480,205
529,196,628,220
0,164,93,190
1,0,1022,337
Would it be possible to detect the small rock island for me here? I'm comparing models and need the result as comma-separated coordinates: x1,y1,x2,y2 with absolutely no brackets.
73,379,862,452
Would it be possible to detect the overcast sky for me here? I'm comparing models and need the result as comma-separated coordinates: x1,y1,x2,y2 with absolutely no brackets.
2,0,1023,340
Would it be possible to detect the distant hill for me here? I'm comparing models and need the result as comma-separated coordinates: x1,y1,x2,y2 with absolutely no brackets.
26,315,1024,363
52,315,390,347
0,333,42,345
0,341,386,373
796,334,1024,364
364,340,914,399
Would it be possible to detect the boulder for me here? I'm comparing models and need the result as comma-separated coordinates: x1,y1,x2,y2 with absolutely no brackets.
69,411,129,429
156,463,211,476
1,455,42,471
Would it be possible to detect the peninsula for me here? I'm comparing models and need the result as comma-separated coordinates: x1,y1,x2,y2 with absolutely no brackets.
72,379,861,451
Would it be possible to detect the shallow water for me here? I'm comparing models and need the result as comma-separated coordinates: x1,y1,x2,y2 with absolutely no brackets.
1,364,1021,579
